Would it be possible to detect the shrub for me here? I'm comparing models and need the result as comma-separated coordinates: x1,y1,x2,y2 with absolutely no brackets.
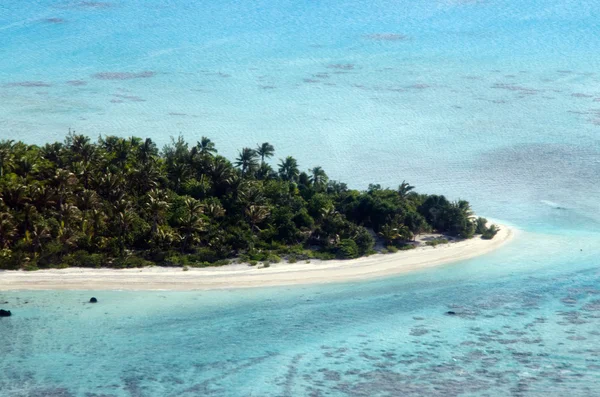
248,260,258,266
386,245,399,253
266,254,281,263
183,266,189,271
23,262,39,271
287,255,298,264
63,250,104,268
337,239,359,259
354,227,375,255
114,256,153,268
425,238,449,247
212,259,230,267
475,217,488,234
398,244,416,251
482,225,499,240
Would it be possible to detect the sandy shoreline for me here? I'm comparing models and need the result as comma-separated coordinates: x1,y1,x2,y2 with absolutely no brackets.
0,224,514,291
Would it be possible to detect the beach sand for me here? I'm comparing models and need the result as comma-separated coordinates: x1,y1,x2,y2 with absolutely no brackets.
0,225,514,291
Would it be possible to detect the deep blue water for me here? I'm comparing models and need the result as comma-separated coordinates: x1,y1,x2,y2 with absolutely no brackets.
1,0,600,395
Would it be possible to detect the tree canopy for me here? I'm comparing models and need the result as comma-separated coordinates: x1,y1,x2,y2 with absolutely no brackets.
0,134,496,270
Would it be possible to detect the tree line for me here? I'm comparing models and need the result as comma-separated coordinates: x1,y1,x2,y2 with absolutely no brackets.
0,134,498,269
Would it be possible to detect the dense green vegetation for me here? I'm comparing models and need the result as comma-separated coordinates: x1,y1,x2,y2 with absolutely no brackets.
0,134,498,270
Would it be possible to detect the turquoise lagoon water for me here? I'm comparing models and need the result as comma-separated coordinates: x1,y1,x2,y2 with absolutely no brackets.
2,0,600,395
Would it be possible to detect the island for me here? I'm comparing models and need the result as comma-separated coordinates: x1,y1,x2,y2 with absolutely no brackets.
0,134,509,289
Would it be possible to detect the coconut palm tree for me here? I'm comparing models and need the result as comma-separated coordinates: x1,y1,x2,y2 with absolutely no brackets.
0,140,15,177
204,199,225,220
168,162,190,192
278,156,299,182
235,148,259,177
196,136,217,157
145,189,169,235
456,200,473,218
378,223,412,245
256,142,274,164
179,198,205,251
54,168,78,207
398,180,414,200
246,205,270,232
137,138,158,164
111,198,134,254
309,166,328,189
209,156,235,194
0,212,16,248
26,221,51,254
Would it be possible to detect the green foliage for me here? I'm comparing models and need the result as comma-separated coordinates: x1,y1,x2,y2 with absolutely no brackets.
353,227,375,255
475,217,488,234
425,238,449,247
482,224,499,240
0,133,486,269
337,239,359,259
386,245,399,253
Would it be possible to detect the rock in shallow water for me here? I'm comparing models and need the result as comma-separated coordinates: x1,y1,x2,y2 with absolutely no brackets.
89,297,98,303
0,309,12,317
446,311,456,316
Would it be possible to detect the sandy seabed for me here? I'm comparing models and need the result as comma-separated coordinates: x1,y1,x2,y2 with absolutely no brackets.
0,225,514,291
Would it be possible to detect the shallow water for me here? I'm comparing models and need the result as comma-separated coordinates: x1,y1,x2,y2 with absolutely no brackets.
1,0,600,395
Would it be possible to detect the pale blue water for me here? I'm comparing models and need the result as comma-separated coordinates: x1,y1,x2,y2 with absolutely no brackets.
1,0,600,395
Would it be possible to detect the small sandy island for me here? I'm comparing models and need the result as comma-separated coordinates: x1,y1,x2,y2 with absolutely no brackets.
0,224,514,291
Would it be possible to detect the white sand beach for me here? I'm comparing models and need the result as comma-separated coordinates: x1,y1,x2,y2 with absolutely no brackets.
0,225,514,291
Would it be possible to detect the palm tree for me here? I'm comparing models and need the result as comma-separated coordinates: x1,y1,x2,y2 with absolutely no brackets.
0,140,15,177
137,138,158,164
179,198,205,251
196,137,217,157
255,162,275,180
209,156,235,194
130,162,161,194
69,134,95,163
15,157,36,178
309,166,328,189
111,198,134,254
1,181,29,209
95,171,124,201
71,161,93,188
278,156,299,182
40,142,64,166
26,221,51,254
146,189,170,235
378,223,412,245
245,205,270,232
168,162,190,192
256,142,274,164
204,199,225,220
151,226,179,250
235,148,259,177
0,212,16,248
378,224,399,245
456,200,473,218
54,168,78,207
398,180,414,200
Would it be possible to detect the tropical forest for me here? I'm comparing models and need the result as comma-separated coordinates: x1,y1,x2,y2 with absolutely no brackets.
0,134,498,270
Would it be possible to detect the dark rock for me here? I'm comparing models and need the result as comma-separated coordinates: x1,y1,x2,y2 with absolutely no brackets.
446,311,456,316
0,309,11,317
89,297,98,303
